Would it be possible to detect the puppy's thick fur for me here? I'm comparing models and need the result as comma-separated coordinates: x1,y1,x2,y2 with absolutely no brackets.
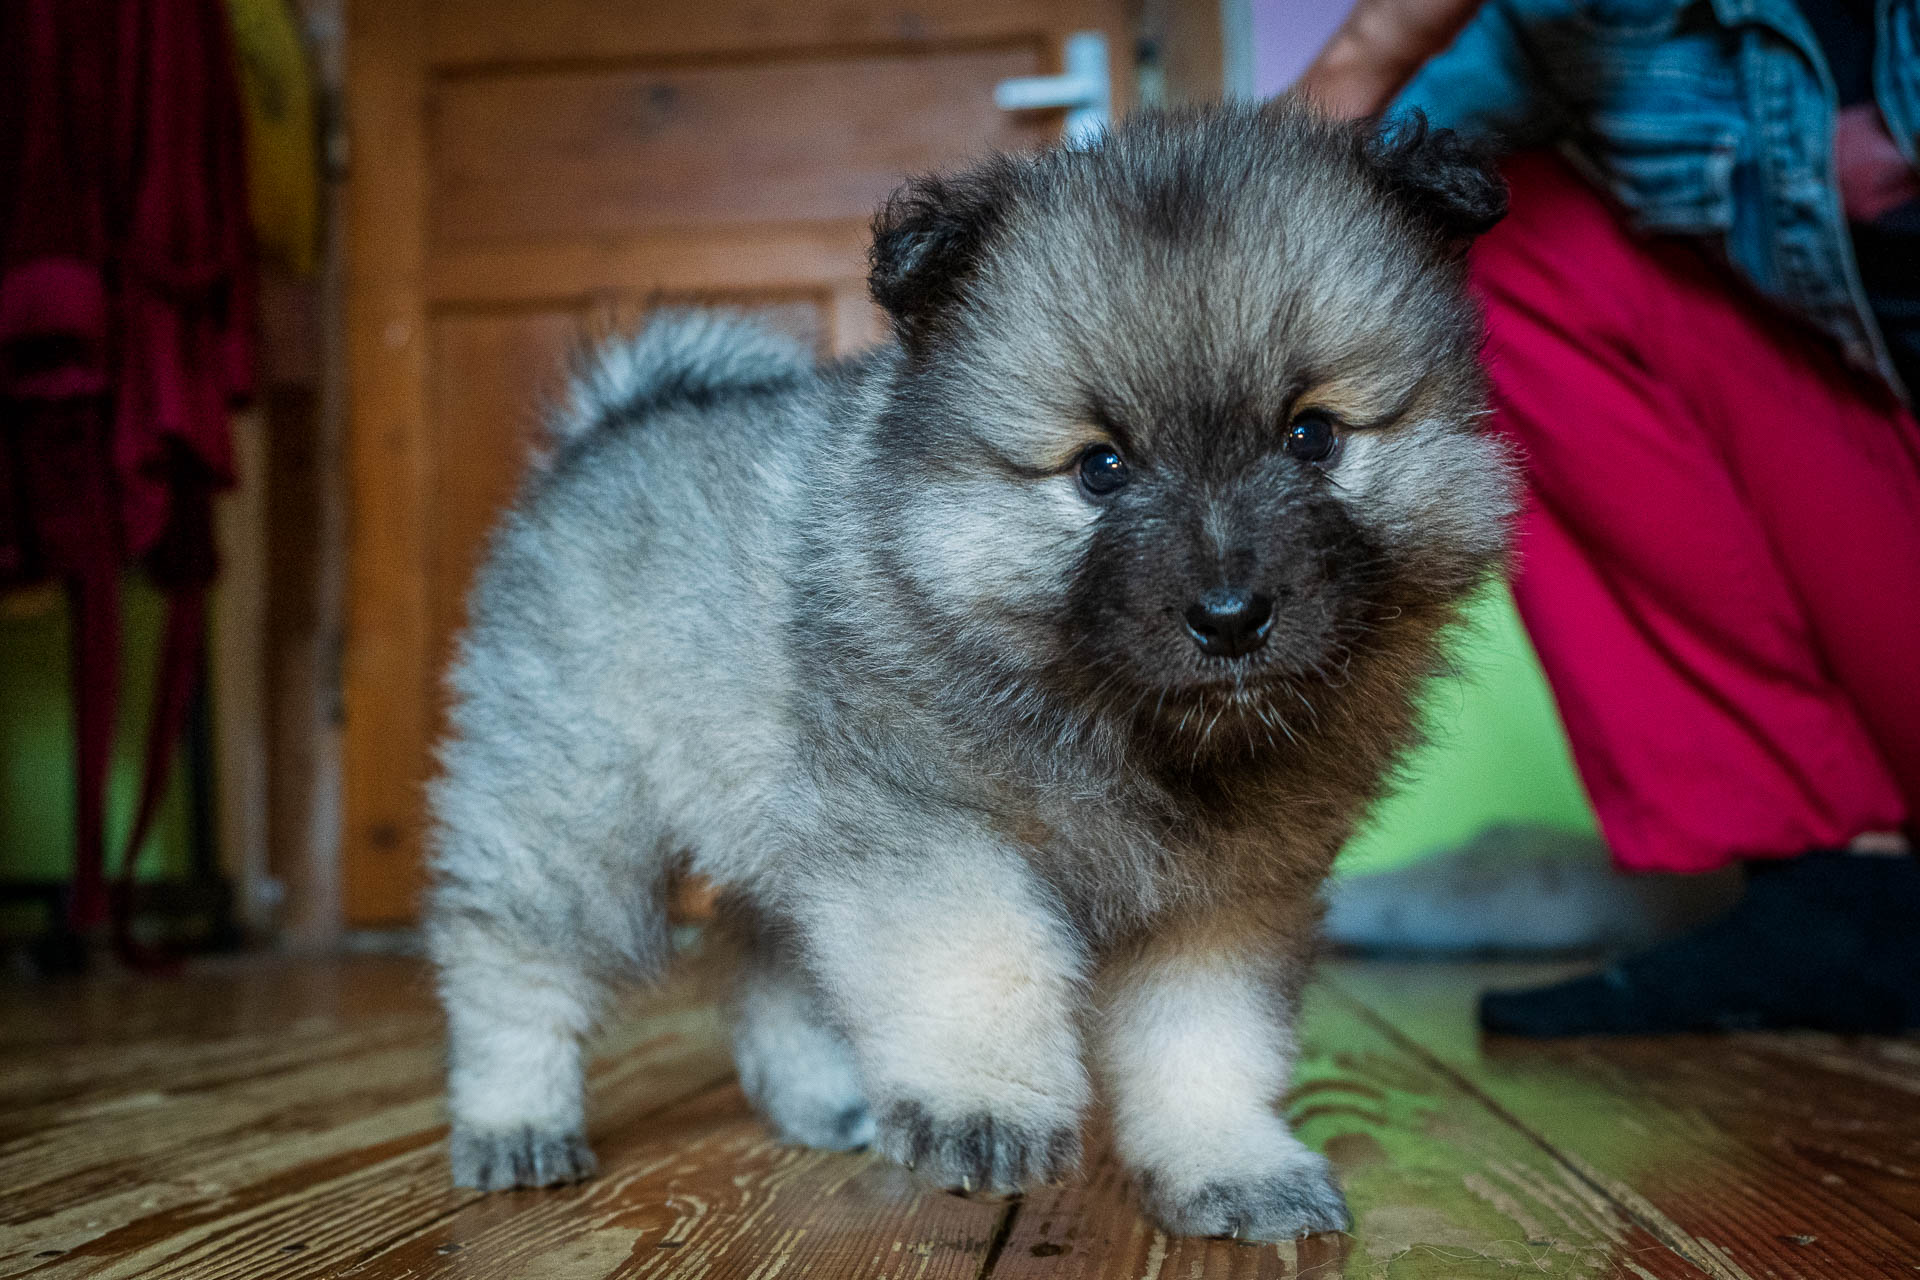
428,100,1514,1240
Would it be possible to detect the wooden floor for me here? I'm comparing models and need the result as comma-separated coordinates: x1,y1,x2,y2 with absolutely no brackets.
3,953,1918,1279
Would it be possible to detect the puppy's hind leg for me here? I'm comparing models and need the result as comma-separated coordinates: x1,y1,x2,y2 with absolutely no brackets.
431,908,609,1190
724,905,874,1151
427,780,673,1190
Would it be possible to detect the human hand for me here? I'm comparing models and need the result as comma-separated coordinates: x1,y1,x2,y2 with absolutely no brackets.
1835,104,1920,223
1293,0,1487,118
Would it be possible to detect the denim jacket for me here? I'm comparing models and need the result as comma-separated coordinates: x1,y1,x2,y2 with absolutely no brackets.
1396,0,1920,401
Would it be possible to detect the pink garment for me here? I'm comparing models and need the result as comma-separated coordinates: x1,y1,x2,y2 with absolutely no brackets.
0,0,249,565
110,0,252,553
1,0,252,941
1472,153,1920,874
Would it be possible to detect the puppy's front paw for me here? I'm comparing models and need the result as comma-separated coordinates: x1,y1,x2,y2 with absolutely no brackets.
875,1100,1082,1196
449,1126,597,1191
1141,1150,1350,1241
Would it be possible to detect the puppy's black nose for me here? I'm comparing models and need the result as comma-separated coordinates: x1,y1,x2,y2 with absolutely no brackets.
1183,589,1273,658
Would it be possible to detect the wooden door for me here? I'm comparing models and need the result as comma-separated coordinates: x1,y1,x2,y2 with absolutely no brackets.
342,0,1133,924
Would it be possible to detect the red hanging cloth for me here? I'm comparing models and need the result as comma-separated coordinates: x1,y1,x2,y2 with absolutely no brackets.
0,0,256,957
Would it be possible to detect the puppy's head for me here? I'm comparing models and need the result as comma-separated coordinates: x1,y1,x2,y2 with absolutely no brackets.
864,100,1516,754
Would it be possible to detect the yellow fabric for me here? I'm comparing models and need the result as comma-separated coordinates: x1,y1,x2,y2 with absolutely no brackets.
224,0,320,275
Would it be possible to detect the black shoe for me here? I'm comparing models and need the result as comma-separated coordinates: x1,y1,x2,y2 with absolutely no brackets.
1478,850,1920,1036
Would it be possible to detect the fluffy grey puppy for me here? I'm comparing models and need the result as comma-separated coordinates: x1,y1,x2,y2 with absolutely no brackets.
427,99,1514,1241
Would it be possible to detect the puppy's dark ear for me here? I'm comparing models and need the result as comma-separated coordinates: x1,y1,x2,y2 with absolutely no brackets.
868,167,1008,347
1363,110,1507,251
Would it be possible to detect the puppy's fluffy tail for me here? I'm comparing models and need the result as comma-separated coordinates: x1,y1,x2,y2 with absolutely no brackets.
551,309,814,447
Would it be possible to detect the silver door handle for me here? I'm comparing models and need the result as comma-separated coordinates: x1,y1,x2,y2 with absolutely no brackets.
994,31,1111,147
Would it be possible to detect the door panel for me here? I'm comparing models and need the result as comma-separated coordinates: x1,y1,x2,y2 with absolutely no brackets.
427,0,1117,65
426,306,580,679
430,50,1055,244
345,0,1130,923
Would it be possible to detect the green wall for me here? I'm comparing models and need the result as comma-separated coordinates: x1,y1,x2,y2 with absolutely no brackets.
0,580,195,891
1336,583,1598,876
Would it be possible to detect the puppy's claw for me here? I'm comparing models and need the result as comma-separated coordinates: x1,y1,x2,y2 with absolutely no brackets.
1140,1152,1350,1242
449,1126,596,1192
875,1101,1081,1197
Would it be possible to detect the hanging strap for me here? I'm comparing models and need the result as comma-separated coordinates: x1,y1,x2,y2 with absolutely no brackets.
108,583,203,969
62,564,119,936
14,396,123,940
109,462,216,968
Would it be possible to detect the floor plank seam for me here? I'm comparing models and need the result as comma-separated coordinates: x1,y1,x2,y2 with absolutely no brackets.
974,1199,1021,1280
1317,978,1752,1280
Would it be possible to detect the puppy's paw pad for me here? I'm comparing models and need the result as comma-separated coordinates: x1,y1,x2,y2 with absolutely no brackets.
876,1101,1081,1196
1143,1154,1351,1241
449,1127,597,1191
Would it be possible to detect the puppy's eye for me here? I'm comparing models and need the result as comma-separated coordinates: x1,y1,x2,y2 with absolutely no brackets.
1077,445,1130,496
1284,413,1343,467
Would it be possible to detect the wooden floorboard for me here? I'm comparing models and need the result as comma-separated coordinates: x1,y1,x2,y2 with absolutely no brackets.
0,957,733,1280
2,954,1912,1278
340,1083,1013,1280
1327,960,1920,1280
987,983,1701,1279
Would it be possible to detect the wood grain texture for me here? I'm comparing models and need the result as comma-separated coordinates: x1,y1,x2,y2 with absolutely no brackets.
262,379,341,948
426,306,583,684
0,957,730,1279
210,407,274,930
424,224,874,308
342,1084,1012,1280
1327,961,1920,1280
341,0,437,924
428,50,1060,246
1143,0,1226,105
19,957,1876,1279
989,984,1703,1280
424,0,1120,68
